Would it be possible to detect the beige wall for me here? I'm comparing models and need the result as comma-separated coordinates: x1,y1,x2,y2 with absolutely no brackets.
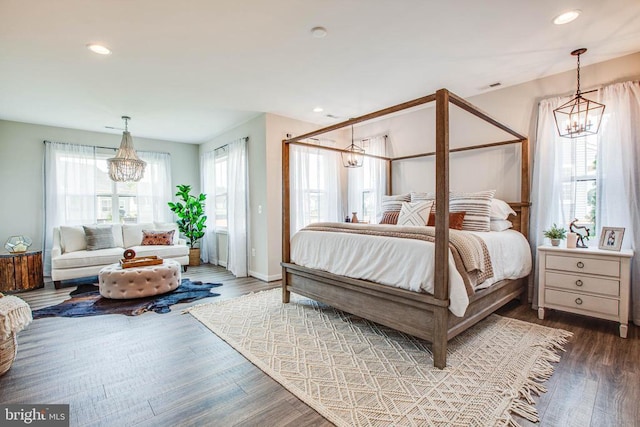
0,120,200,253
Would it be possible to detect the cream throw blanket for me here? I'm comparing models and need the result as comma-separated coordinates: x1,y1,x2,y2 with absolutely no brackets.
303,222,494,294
0,295,32,339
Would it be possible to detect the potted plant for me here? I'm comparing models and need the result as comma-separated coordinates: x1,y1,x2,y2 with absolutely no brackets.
543,223,567,247
168,184,207,266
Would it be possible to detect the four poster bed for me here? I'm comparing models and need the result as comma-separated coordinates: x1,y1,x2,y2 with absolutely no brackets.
281,89,531,368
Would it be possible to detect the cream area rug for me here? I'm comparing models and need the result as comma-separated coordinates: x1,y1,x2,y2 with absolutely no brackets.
187,290,571,427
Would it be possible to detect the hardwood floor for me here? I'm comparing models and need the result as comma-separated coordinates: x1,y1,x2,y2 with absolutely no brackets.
1,265,638,427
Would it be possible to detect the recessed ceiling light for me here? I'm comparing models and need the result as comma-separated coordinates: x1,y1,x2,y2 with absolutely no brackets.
310,27,328,38
313,107,324,113
553,10,581,25
86,43,112,55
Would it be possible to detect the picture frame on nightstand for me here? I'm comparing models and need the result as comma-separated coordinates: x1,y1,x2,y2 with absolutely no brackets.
598,227,625,251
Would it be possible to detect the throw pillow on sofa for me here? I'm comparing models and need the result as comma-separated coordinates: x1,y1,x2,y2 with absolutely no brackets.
83,225,116,251
141,230,175,246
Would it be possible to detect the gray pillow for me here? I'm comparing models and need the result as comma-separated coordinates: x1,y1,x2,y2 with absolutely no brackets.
83,225,115,251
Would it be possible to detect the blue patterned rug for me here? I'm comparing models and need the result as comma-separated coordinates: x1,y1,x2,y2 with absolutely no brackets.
33,278,222,318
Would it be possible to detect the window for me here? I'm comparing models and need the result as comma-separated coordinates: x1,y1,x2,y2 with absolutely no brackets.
560,136,597,232
214,148,228,229
348,136,387,223
290,141,342,233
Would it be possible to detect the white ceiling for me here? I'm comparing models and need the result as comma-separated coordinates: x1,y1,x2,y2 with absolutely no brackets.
1,0,640,144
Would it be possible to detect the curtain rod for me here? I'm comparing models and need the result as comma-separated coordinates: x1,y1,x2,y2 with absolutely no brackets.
213,136,249,154
42,140,170,155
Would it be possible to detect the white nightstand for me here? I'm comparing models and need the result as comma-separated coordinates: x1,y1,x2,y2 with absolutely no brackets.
537,245,633,338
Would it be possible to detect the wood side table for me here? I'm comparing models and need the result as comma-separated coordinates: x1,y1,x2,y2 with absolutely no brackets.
0,250,44,293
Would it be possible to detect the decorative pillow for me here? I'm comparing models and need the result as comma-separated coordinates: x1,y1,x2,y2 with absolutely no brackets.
426,211,466,230
59,225,87,253
379,211,400,225
490,219,513,232
141,230,175,246
490,198,517,220
378,194,411,222
449,190,496,232
410,192,435,203
397,201,433,226
83,225,116,251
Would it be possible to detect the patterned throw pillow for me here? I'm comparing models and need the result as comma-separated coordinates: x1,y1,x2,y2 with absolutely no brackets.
141,230,175,246
397,201,433,226
449,190,496,232
379,211,400,225
377,194,411,223
83,225,115,251
426,211,466,230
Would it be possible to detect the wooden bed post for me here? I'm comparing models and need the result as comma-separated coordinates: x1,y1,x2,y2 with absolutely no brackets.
434,88,450,368
520,138,530,241
282,139,291,303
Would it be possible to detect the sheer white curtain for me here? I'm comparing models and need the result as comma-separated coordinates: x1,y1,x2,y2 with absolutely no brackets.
348,135,387,223
531,81,640,323
530,97,579,306
200,150,218,265
137,151,172,223
43,142,97,275
227,138,248,277
596,81,640,324
291,139,343,234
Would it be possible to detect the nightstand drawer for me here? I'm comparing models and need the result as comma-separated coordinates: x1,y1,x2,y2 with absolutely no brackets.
545,289,619,317
545,272,620,297
546,254,620,277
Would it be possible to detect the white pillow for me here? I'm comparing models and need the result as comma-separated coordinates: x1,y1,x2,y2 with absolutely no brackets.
410,192,435,202
397,201,433,226
59,225,87,253
490,219,513,232
490,199,517,220
122,223,155,248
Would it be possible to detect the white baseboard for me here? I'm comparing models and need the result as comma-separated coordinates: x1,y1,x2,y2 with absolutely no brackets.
249,270,282,282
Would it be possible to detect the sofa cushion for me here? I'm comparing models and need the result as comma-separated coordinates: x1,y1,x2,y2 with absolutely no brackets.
130,245,189,258
122,223,155,248
154,222,180,244
111,224,124,248
83,225,116,250
59,226,87,253
52,247,124,269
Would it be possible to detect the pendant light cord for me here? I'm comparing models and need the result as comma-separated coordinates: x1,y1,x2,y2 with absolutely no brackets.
576,53,581,96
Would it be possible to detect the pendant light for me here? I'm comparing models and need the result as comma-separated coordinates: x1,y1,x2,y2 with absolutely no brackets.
107,116,146,182
553,48,605,138
341,125,365,168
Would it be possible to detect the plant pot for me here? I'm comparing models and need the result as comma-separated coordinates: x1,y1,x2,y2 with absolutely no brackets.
550,239,561,247
189,248,201,266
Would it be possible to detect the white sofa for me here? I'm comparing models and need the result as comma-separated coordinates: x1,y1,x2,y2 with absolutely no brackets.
51,222,189,288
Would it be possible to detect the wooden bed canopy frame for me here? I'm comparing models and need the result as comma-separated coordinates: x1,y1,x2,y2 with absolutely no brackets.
281,88,530,368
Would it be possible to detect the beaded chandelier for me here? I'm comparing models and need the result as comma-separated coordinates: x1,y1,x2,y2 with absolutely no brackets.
107,116,146,182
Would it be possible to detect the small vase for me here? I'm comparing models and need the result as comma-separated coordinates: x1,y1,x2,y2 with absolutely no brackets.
351,212,359,223
550,239,561,247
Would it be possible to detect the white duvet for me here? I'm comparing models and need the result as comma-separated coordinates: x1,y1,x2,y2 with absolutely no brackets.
290,228,531,317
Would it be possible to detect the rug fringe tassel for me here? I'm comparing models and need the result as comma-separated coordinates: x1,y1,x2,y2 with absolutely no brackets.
503,331,572,426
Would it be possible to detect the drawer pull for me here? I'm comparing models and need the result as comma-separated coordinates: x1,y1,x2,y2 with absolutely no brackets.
575,279,584,287
577,261,584,268
575,298,583,305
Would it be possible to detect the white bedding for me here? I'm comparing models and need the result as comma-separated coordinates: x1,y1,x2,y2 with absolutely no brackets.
290,228,531,317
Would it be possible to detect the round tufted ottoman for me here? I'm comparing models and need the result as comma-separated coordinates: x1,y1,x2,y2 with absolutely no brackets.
98,259,182,299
